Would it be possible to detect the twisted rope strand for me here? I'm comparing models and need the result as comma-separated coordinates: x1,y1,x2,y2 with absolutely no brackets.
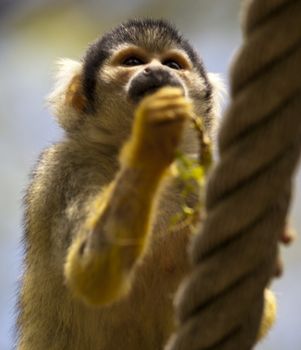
166,0,301,349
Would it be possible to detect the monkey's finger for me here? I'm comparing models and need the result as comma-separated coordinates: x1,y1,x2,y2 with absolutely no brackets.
141,89,189,105
143,87,185,104
148,96,192,109
146,102,192,115
152,86,185,98
150,108,191,124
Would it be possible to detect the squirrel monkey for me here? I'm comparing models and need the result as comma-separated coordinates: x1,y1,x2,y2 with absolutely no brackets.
17,19,276,349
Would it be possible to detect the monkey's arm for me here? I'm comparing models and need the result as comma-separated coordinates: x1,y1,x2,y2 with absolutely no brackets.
64,87,191,305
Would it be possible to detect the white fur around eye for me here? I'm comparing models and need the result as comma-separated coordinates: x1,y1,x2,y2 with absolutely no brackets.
46,58,83,131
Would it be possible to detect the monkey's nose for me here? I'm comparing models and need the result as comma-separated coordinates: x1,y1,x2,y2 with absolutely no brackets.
143,67,172,82
143,67,166,77
143,67,151,75
128,67,184,103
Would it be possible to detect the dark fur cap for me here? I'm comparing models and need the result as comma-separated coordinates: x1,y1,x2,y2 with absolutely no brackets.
82,19,211,110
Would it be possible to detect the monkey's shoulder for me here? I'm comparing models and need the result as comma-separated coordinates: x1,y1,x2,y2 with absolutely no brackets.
27,142,113,198
23,142,114,234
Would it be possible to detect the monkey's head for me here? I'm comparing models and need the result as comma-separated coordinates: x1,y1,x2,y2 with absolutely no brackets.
48,19,223,147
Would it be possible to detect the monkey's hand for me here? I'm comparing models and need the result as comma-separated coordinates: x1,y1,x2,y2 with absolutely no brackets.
65,87,192,306
122,87,192,173
257,224,297,341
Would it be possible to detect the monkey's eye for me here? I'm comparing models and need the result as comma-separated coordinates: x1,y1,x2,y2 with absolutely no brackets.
163,60,182,70
122,56,144,66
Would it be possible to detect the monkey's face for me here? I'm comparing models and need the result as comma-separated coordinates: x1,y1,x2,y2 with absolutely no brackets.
97,44,210,121
89,43,213,153
103,45,190,104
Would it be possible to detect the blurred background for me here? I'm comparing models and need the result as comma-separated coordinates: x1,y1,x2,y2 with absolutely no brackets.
0,0,300,349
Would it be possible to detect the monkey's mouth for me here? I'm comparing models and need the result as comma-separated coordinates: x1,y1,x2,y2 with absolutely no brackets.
128,71,184,104
129,82,184,104
136,84,169,100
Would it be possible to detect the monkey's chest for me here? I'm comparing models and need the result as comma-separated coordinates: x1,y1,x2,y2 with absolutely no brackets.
78,225,191,350
80,183,197,349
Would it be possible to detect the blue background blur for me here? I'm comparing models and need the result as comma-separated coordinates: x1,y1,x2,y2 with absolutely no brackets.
0,1,300,349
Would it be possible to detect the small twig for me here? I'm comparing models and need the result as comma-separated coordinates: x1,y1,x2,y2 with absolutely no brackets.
169,114,213,232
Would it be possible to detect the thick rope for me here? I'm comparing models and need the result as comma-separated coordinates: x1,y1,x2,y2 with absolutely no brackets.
166,0,301,349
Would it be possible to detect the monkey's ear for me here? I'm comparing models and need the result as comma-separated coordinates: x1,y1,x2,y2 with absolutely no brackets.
208,73,226,120
207,73,227,141
47,58,88,131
